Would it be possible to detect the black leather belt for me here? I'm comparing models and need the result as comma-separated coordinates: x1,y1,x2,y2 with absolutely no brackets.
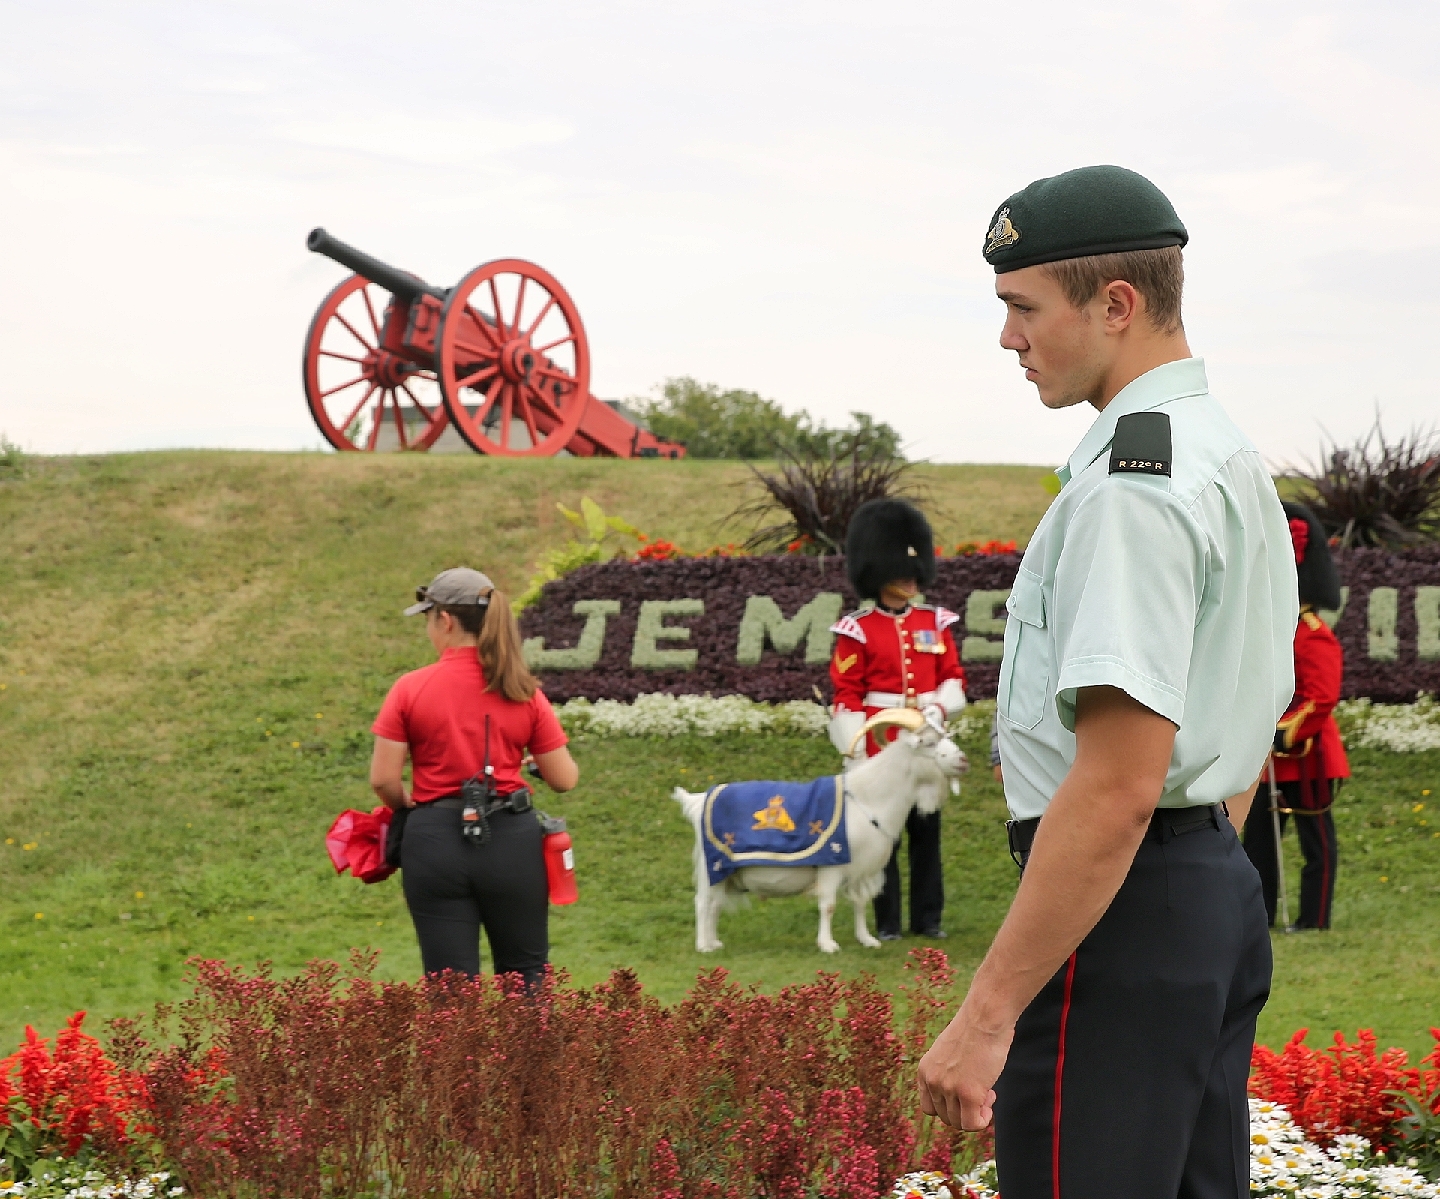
1006,803,1227,870
428,787,533,816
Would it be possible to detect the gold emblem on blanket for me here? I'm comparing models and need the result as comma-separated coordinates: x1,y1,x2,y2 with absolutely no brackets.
752,796,797,832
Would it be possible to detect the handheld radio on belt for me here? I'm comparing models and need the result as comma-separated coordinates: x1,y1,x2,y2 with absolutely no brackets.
460,715,534,844
460,715,499,843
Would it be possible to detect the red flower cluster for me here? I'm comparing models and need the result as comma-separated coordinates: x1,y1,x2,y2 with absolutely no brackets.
946,540,1018,557
111,951,982,1199
0,1012,149,1159
636,539,684,561
1250,1027,1440,1148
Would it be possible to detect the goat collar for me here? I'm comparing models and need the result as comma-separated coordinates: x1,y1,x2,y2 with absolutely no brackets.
843,780,903,843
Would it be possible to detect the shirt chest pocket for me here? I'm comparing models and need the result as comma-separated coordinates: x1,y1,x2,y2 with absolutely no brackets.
997,571,1050,730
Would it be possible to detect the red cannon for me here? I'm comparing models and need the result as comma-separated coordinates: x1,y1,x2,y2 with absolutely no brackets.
302,229,684,458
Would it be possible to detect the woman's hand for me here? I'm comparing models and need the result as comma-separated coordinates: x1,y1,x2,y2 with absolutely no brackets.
533,746,580,793
370,737,415,809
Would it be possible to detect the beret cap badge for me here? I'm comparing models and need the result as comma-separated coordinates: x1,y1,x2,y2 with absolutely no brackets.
985,207,1021,255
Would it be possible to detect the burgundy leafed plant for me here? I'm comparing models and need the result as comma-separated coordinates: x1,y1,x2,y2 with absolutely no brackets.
729,435,921,556
107,950,978,1199
1290,416,1440,548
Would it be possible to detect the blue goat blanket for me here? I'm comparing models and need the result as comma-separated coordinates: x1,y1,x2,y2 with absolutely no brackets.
701,777,850,884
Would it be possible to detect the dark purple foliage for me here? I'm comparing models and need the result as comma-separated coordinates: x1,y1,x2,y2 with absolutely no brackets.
520,548,1440,704
1331,546,1440,702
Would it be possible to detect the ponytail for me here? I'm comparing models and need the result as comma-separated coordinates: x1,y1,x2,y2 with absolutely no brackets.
476,590,539,702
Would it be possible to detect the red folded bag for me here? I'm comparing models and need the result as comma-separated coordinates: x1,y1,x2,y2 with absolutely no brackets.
326,805,397,884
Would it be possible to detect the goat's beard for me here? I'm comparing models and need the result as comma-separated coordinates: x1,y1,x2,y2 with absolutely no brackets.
910,773,946,816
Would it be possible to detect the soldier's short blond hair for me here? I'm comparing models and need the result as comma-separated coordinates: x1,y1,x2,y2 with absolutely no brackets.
1042,245,1184,333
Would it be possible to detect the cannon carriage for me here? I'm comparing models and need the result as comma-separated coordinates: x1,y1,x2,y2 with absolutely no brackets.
302,229,683,458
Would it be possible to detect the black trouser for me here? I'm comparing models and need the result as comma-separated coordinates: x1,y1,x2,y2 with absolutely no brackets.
994,806,1272,1199
400,802,549,986
1242,778,1338,929
873,808,943,935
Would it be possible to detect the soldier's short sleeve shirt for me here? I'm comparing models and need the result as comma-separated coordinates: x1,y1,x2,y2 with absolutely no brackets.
996,359,1298,820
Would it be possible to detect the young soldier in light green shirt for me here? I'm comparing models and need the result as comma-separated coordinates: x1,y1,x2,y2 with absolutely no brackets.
918,166,1297,1199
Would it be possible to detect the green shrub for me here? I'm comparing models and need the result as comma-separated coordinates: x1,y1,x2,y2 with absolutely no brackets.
632,377,902,461
512,497,640,611
0,436,26,480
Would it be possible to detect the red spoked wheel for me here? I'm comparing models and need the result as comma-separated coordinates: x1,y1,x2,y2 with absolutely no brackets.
302,275,449,451
436,260,590,456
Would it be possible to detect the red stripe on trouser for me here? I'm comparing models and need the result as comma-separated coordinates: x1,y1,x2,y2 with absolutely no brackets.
1053,953,1078,1199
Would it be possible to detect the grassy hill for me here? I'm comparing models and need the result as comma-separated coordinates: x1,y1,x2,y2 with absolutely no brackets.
0,451,1436,1063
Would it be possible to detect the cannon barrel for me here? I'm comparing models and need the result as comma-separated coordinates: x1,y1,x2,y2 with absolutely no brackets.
306,228,441,303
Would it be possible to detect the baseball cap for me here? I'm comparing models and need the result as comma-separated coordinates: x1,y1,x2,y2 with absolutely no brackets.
403,567,495,616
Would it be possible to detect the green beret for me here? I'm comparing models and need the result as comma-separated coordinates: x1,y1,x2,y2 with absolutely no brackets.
982,165,1188,275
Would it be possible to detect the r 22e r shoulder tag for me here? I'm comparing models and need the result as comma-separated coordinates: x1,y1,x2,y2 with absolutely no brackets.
1108,411,1172,477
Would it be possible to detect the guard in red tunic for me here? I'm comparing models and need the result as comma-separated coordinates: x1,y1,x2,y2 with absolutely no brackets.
1243,502,1349,930
828,499,967,940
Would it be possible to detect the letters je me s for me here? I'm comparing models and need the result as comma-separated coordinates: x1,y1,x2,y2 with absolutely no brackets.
521,586,1440,671
521,591,1020,671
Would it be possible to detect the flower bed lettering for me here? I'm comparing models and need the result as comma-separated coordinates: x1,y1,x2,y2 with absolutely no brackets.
520,548,1440,703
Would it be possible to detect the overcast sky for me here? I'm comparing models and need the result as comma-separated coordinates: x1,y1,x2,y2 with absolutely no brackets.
1,0,1436,466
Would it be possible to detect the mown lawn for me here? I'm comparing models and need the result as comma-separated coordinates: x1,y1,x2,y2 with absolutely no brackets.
0,451,1436,1062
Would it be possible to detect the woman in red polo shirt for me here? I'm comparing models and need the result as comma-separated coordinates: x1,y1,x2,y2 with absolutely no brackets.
370,567,579,985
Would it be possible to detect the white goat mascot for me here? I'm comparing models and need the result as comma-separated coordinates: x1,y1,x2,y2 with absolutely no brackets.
674,708,968,954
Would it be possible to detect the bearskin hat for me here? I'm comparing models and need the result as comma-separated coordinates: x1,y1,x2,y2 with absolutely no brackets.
1282,501,1342,612
845,498,936,601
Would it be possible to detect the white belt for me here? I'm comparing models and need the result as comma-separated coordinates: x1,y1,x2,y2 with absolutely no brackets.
864,690,938,709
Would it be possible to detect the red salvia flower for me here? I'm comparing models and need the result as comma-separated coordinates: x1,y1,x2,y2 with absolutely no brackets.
0,1012,146,1160
1250,1027,1437,1149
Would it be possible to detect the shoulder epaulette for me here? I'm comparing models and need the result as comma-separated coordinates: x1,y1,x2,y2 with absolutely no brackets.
830,615,867,644
1301,611,1324,632
1109,411,1172,477
911,602,960,632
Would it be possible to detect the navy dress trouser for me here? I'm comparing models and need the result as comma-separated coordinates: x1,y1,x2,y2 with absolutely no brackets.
1242,779,1338,929
994,807,1272,1199
874,809,944,935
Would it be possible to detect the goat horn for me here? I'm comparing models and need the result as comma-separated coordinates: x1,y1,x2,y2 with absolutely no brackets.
847,707,928,757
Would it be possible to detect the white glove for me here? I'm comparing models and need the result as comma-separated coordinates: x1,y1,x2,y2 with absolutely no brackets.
935,678,966,717
829,709,866,760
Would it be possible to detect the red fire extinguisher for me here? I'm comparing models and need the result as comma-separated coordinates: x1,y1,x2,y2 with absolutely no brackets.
540,814,578,905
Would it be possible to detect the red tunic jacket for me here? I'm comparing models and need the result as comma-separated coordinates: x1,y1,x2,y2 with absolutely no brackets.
829,604,966,756
1273,609,1350,791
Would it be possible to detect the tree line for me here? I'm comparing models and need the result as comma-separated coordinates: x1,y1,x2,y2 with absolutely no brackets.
630,377,903,461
